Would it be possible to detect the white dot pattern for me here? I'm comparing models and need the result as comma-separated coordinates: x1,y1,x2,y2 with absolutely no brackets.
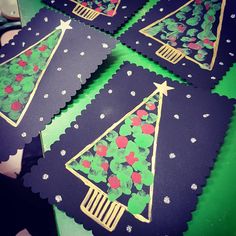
55,195,62,203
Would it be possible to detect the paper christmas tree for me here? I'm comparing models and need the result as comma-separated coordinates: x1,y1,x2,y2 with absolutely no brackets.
139,0,226,70
66,82,174,232
0,20,72,127
70,0,121,21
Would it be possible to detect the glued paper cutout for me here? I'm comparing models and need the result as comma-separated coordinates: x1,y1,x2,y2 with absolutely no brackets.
120,0,236,89
0,8,117,162
24,63,234,236
43,0,147,34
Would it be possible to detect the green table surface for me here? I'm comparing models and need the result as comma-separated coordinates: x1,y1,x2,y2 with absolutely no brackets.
18,0,236,235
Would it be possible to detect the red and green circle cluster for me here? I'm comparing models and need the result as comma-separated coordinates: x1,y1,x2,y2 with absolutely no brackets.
144,0,222,68
77,0,119,16
0,30,60,122
70,95,160,215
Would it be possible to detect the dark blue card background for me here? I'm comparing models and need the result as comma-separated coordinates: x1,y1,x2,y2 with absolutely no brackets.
120,0,236,89
0,8,117,162
24,62,235,236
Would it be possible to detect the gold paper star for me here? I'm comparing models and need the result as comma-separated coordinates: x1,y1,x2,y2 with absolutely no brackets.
56,20,73,31
154,81,175,96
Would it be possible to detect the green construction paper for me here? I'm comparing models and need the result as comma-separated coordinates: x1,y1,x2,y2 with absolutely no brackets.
18,0,236,235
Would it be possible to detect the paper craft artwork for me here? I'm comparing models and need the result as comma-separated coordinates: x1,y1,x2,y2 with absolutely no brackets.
69,0,121,21
0,26,64,127
0,8,117,162
66,82,167,231
24,62,234,235
120,0,236,89
43,0,147,34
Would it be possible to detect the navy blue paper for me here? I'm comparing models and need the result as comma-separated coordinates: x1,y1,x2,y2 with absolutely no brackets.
43,0,147,34
24,62,234,235
120,0,236,89
0,8,117,162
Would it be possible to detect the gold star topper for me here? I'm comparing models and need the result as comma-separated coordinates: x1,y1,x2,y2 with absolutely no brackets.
154,81,174,96
56,20,73,31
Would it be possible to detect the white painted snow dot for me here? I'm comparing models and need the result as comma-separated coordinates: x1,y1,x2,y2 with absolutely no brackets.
219,62,224,65
55,195,62,203
182,63,186,66
74,124,79,129
36,32,40,36
186,94,191,99
159,8,164,12
188,74,192,78
39,117,44,122
108,89,113,94
148,42,152,46
126,225,132,233
135,41,140,45
60,150,66,156
11,42,15,46
130,91,136,96
191,184,198,191
229,52,234,56
61,90,66,95
22,42,25,47
28,27,32,31
102,43,109,49
57,67,62,71
42,174,49,180
169,153,176,159
77,74,82,79
122,5,127,9
203,113,210,118
87,35,91,39
64,49,68,53
127,70,132,76
100,114,105,119
44,94,49,99
174,114,180,120
164,196,171,204
231,14,235,19
226,39,231,43
191,137,197,143
141,18,145,22
0,54,5,58
44,17,48,22
80,52,85,56
21,132,27,138
107,22,111,25
211,76,216,80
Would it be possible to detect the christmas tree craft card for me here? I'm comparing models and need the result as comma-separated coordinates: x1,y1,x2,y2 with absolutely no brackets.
24,62,235,235
0,8,117,162
120,0,236,89
43,0,147,34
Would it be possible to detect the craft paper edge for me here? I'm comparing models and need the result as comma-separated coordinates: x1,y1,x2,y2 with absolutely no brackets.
0,7,117,162
118,0,236,90
23,61,235,235
42,0,148,34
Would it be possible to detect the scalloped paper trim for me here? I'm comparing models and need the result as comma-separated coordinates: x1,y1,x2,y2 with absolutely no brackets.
119,0,236,89
0,7,117,162
43,0,148,34
24,62,235,236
